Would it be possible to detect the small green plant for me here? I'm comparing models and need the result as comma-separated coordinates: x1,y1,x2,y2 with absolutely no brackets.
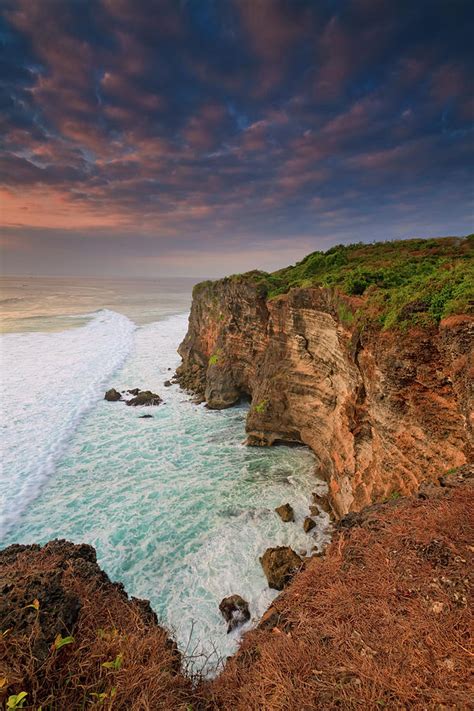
6,692,28,709
90,688,117,704
389,490,401,500
102,653,123,671
209,349,222,366
97,627,118,641
254,399,268,414
53,634,74,650
91,692,108,703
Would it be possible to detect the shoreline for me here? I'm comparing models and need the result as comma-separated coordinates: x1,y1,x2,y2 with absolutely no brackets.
2,310,331,672
2,466,471,708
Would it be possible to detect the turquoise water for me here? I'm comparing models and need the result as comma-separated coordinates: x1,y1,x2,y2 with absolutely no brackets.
1,295,331,673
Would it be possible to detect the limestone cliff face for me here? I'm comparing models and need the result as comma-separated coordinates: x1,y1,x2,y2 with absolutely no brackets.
177,277,473,517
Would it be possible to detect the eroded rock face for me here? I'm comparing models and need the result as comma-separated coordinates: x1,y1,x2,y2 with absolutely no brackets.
275,503,295,522
219,595,251,633
177,278,473,518
260,546,302,590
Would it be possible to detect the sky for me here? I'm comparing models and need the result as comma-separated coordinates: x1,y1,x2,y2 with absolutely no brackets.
1,0,473,277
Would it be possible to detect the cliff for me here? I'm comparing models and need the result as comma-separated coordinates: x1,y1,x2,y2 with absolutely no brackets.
178,237,473,517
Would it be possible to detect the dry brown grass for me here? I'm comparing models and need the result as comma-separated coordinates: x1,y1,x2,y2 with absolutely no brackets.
202,477,473,710
0,543,193,710
2,476,472,710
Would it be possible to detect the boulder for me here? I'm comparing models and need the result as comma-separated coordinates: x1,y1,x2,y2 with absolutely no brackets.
104,388,121,402
127,388,140,395
260,547,302,590
303,517,316,533
164,380,172,387
219,594,250,633
126,390,162,407
275,503,294,523
309,505,320,516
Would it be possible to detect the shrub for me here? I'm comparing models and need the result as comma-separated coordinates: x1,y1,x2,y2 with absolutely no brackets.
249,235,473,329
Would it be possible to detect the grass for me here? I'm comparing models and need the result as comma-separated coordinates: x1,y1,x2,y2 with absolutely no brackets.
0,543,193,711
203,473,473,709
2,475,472,709
242,235,474,329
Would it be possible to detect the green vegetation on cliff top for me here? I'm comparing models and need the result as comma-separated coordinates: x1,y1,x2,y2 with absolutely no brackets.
198,235,473,329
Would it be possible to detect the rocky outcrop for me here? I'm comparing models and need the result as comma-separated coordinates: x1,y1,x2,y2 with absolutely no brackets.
126,390,162,406
0,540,191,709
104,388,162,406
177,277,473,517
219,595,251,633
275,503,295,522
260,546,303,590
104,388,121,401
0,541,161,655
303,517,316,533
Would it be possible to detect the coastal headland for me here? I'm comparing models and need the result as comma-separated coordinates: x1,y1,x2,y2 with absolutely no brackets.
2,236,472,709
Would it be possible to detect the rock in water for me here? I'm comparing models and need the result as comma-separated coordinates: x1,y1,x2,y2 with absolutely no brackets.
126,390,162,406
260,547,302,590
139,414,153,419
127,388,140,395
104,388,121,401
219,595,251,633
164,380,172,387
303,517,316,533
275,503,295,522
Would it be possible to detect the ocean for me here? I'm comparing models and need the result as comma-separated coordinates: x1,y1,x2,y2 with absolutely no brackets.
0,276,331,674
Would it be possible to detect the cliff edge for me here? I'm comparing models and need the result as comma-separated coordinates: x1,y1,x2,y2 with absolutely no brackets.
177,237,473,517
0,540,192,710
2,470,471,709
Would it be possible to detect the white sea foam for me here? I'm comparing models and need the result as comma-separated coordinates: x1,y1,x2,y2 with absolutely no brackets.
0,309,135,538
3,311,331,675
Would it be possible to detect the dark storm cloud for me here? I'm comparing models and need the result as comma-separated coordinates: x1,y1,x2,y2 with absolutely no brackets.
1,0,473,276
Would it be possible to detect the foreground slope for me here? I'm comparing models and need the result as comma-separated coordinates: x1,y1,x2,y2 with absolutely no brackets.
203,467,473,710
178,236,473,516
1,470,472,709
0,541,192,710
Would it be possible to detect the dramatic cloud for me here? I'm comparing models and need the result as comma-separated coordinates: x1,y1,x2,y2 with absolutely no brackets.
0,0,473,276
